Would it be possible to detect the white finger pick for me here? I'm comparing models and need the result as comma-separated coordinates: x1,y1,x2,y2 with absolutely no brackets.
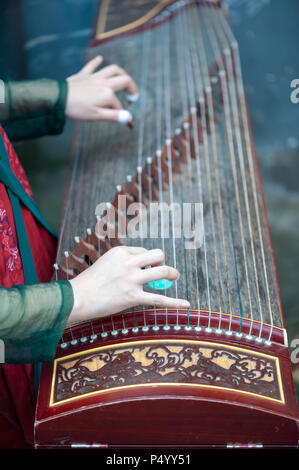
118,109,132,125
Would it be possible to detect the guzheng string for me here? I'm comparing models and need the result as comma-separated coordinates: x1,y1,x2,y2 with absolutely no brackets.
209,10,256,335
203,9,247,333
185,7,215,331
204,7,256,337
185,11,209,331
137,27,152,330
85,122,99,339
214,9,274,341
200,4,274,342
201,9,234,333
55,122,87,343
198,10,233,334
193,11,216,331
155,21,168,326
176,9,203,328
174,12,193,325
202,22,245,335
164,17,179,329
195,6,247,335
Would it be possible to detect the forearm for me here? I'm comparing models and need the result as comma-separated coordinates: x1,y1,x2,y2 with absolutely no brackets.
0,79,68,141
0,280,73,363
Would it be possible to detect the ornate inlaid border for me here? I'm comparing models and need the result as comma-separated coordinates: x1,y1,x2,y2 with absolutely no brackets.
50,339,284,407
95,0,219,41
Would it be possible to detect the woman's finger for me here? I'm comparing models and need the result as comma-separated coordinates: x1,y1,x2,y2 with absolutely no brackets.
134,249,165,268
139,265,179,284
140,292,190,309
126,246,148,255
96,108,132,124
97,64,126,78
78,56,103,76
108,75,138,95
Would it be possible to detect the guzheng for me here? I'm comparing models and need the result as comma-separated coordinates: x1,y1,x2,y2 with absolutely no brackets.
35,0,299,448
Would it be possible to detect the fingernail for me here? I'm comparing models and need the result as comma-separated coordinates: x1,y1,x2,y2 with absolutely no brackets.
118,109,132,124
126,92,139,103
181,300,190,308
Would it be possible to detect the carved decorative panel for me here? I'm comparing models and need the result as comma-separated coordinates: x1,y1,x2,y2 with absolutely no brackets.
50,340,284,406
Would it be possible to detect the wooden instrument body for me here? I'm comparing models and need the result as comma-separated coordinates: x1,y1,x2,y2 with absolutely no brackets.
35,0,299,447
35,313,298,448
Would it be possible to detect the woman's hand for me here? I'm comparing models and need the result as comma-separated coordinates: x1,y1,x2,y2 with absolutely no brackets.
65,56,138,123
68,246,190,323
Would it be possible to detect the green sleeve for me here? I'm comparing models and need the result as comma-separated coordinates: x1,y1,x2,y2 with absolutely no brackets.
0,79,68,142
0,280,74,364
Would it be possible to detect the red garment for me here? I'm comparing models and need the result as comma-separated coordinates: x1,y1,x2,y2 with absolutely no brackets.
0,126,57,448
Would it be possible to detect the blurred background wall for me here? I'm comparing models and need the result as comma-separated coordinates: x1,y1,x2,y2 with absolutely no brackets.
0,0,298,399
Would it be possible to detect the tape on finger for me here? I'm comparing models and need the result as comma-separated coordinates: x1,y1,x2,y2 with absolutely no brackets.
118,109,132,125
125,92,139,103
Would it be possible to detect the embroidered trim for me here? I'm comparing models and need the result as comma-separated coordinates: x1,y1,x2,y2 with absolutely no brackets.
0,205,22,275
